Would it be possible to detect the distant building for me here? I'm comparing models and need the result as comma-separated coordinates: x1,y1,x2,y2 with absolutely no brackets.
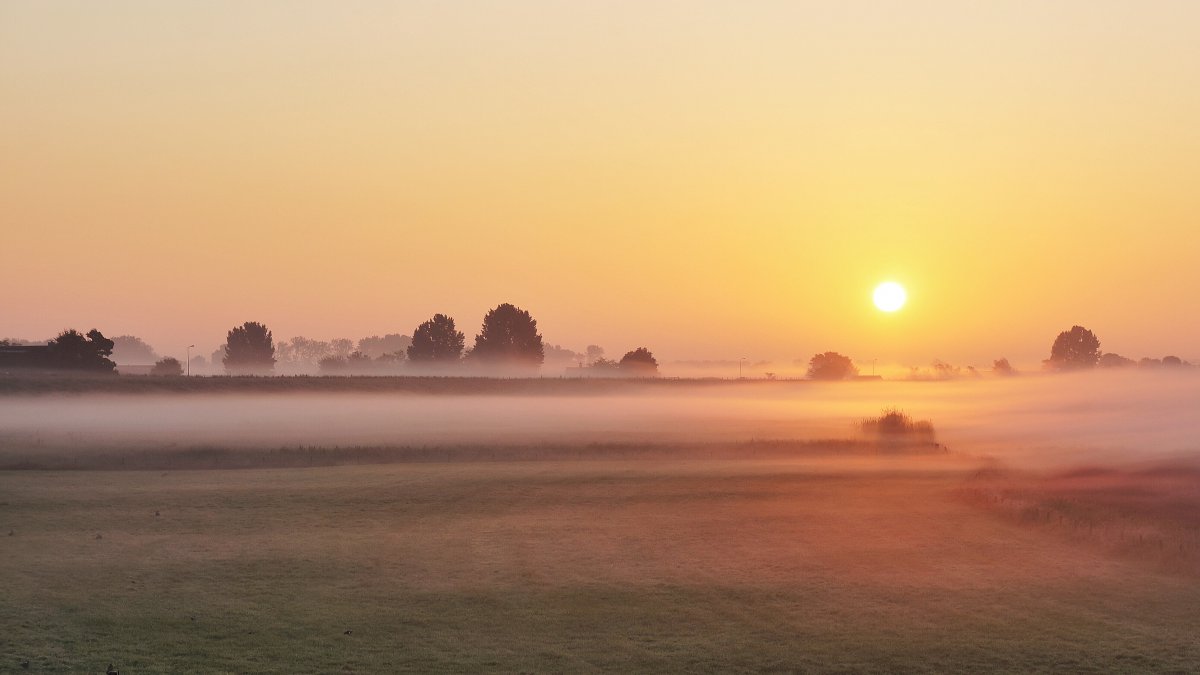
0,344,49,370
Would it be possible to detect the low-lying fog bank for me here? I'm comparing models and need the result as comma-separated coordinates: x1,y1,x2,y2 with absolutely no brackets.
0,370,1197,469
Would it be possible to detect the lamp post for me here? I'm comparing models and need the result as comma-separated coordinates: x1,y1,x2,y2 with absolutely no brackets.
739,357,747,379
187,344,195,376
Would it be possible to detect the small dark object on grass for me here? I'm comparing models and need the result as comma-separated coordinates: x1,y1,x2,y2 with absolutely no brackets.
107,664,119,675
7,529,12,536
20,660,29,669
95,533,102,540
155,510,160,517
344,629,353,635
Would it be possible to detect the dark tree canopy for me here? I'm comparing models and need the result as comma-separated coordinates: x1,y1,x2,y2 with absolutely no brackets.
1047,325,1100,370
407,314,465,365
223,321,276,375
45,329,116,372
111,335,159,365
619,347,659,376
150,357,184,376
468,303,544,370
807,351,858,380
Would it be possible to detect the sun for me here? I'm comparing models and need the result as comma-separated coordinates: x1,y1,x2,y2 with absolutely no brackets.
873,282,907,312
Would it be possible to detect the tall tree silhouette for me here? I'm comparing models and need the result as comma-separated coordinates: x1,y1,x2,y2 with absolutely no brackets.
807,352,857,380
1046,325,1100,370
223,321,276,375
406,314,465,366
619,347,659,376
46,329,116,372
468,303,544,371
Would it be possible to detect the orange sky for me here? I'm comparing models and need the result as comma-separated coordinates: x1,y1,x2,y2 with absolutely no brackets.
2,1,1199,370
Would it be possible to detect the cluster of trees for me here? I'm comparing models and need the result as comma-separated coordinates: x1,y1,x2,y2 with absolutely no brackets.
216,303,659,377
1044,325,1193,371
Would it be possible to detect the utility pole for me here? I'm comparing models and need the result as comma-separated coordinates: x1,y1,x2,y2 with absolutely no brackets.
739,357,747,379
187,344,195,376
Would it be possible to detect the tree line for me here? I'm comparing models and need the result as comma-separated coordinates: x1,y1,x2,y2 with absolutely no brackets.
3,320,1192,380
213,303,660,377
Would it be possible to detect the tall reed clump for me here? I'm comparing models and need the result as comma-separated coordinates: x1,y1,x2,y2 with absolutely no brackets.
859,407,935,439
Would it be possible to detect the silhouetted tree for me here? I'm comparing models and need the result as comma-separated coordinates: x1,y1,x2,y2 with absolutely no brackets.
357,334,412,359
111,335,159,365
544,344,582,371
374,350,406,373
1098,353,1135,368
150,357,184,376
318,355,347,374
1162,355,1185,368
807,352,857,380
1046,325,1100,370
586,345,605,365
46,329,117,372
992,358,1016,376
407,314,465,366
619,347,659,376
223,322,276,375
1139,357,1162,369
468,303,544,371
586,357,622,378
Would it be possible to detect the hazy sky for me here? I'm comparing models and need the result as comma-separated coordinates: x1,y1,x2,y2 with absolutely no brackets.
3,1,1198,368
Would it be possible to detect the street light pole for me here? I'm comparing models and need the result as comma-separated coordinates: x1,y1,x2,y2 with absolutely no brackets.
187,344,195,376
739,357,747,379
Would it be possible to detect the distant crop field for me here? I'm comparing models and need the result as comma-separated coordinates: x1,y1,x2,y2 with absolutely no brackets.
3,455,1199,673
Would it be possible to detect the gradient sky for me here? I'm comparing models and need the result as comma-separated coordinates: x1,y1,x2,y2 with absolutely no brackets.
3,1,1199,369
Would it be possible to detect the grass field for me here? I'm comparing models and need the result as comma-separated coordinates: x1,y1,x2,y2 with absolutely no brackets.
4,454,1200,673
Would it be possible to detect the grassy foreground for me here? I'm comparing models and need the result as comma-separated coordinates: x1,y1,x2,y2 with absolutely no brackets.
2,457,1199,673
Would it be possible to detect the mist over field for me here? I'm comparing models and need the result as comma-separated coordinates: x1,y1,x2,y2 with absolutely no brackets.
2,370,1197,469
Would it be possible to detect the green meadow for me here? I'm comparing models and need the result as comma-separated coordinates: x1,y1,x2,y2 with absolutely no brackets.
4,453,1199,673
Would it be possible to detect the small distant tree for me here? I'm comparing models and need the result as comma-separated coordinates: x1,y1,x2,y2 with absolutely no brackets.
992,358,1016,376
587,357,622,377
374,350,406,374
468,303,544,371
357,334,412,359
111,335,159,365
543,344,582,371
1139,357,1162,369
223,322,276,375
407,314,465,366
586,345,605,365
150,357,184,376
345,351,373,374
45,329,117,372
1162,355,1185,368
1098,353,1135,368
807,352,857,381
1046,325,1100,371
619,347,659,377
318,355,347,374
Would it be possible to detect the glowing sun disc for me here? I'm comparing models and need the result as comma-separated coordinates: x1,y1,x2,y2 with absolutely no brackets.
873,282,907,312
